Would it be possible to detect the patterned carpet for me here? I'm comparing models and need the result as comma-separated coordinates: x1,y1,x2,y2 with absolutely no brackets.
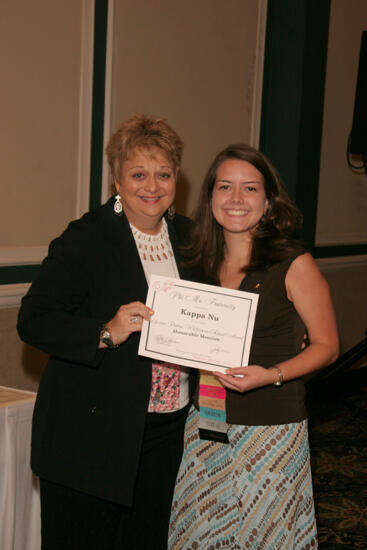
307,367,367,549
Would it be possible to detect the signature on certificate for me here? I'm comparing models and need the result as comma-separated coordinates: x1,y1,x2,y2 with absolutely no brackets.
155,334,179,346
210,347,229,355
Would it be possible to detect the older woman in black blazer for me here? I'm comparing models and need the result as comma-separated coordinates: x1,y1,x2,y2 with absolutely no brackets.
17,113,194,550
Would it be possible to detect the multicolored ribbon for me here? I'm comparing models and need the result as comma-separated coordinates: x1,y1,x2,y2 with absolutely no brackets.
198,371,229,443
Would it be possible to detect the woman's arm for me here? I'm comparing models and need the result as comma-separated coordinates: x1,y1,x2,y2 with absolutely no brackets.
214,253,339,392
17,235,106,367
17,221,152,366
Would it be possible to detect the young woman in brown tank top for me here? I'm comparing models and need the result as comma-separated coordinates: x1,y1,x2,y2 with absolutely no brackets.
168,144,339,550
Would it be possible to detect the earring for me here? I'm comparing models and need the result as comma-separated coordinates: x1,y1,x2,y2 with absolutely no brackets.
167,205,175,220
114,194,123,216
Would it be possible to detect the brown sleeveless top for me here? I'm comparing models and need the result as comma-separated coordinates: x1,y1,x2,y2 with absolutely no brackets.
225,251,308,425
194,251,308,425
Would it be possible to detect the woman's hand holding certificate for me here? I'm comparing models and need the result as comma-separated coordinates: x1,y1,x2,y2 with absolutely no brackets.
138,275,258,373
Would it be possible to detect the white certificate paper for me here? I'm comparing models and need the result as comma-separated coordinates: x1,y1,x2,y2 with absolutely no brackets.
138,275,258,374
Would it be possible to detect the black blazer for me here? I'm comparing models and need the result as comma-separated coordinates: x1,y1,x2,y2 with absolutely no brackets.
17,197,195,506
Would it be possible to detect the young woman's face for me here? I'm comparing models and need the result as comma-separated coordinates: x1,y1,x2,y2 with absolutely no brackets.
211,159,268,238
115,147,176,234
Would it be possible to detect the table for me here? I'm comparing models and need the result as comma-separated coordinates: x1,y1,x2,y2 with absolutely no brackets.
0,386,41,550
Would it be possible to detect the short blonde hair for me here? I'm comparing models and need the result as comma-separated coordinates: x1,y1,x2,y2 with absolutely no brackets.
106,113,184,181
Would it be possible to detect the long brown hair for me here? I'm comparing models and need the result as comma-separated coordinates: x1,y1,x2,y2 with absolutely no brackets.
185,144,303,279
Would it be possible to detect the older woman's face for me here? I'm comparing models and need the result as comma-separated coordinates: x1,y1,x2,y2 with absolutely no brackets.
115,147,176,234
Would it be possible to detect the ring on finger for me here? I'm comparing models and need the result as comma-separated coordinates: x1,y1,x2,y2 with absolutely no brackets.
130,315,139,324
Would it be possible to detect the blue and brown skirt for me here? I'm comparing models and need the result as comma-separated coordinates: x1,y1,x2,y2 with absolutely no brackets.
168,406,317,550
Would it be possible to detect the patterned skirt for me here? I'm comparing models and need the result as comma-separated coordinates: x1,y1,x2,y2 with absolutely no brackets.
168,406,317,550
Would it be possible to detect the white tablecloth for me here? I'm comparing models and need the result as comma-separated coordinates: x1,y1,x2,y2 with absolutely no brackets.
0,386,41,550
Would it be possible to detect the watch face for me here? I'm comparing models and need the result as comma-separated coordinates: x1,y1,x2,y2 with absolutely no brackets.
100,327,117,348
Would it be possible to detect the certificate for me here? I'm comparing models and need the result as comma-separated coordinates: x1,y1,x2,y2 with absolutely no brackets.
138,275,258,373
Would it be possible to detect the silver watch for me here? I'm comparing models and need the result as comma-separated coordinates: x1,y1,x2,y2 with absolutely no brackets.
100,326,118,349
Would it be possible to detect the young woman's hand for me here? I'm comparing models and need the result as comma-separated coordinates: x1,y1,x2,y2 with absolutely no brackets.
213,365,277,393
